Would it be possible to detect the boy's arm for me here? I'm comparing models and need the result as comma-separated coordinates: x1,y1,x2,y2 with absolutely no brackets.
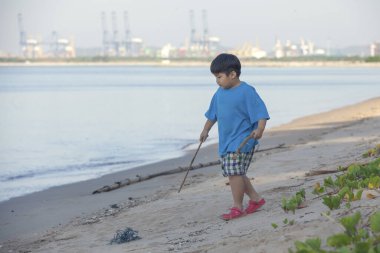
200,119,216,142
249,119,267,140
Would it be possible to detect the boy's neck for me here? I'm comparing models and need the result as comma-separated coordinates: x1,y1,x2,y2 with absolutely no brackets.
230,79,241,88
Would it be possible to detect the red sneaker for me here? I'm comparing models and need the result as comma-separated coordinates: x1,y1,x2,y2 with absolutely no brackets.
221,207,245,221
245,198,266,214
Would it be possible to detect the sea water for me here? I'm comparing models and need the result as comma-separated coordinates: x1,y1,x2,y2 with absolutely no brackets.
0,66,379,202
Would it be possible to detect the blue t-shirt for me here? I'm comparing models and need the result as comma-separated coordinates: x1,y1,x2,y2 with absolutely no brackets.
205,82,270,156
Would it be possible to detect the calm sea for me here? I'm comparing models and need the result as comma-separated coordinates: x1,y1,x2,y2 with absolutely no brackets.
0,66,379,202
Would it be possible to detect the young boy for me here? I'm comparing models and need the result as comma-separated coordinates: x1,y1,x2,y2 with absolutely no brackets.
200,53,270,220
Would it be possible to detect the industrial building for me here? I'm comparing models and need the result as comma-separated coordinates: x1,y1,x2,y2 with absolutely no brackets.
17,13,76,59
273,38,326,58
101,11,143,57
185,9,221,58
100,10,222,59
230,42,267,59
370,42,380,57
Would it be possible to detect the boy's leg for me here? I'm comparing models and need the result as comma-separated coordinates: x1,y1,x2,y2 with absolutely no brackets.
243,175,266,214
243,175,261,202
228,175,245,210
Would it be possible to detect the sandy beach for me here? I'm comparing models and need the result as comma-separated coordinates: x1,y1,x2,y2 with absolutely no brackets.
1,97,380,253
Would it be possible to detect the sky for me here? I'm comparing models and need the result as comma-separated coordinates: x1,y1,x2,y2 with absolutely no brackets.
0,0,379,55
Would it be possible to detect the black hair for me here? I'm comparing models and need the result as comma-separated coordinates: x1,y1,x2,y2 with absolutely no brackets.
210,53,241,77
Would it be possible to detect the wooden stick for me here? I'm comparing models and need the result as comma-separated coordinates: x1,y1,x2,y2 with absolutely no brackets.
178,141,203,193
232,136,254,160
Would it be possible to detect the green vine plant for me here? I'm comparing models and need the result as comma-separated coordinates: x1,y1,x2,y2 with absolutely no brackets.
312,158,380,210
288,211,380,253
271,218,296,230
282,189,306,214
288,150,380,252
283,218,295,226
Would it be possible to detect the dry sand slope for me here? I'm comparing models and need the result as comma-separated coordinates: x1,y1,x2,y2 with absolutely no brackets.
2,97,380,253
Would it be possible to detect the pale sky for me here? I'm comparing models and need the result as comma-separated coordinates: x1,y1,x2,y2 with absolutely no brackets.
0,0,379,55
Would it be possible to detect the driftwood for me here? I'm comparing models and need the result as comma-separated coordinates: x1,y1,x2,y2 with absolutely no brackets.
92,143,287,194
92,161,220,194
257,143,286,152
305,169,342,177
305,159,377,177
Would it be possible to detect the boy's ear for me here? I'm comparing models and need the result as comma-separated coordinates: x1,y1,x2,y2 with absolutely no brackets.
229,70,237,79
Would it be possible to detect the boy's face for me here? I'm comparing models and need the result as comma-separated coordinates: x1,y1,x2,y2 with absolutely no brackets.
213,72,239,89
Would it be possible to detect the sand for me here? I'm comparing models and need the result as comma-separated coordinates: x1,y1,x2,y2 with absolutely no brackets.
1,97,379,253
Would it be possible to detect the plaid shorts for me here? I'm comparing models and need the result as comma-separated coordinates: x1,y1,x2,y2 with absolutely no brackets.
221,148,255,177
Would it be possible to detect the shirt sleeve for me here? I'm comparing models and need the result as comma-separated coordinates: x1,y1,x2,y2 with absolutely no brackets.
205,92,218,122
246,88,270,125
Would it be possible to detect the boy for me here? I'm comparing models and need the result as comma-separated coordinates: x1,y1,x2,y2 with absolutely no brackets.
200,53,270,220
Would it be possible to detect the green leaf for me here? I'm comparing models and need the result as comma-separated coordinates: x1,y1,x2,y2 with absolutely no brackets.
282,197,287,210
338,186,349,198
354,242,370,253
271,223,278,229
348,190,355,202
370,211,380,233
347,164,361,175
340,212,361,237
327,233,352,247
355,189,363,200
324,176,335,188
322,195,341,210
293,238,323,252
335,247,351,253
294,241,308,250
369,176,380,189
283,218,288,224
296,189,306,199
304,237,322,250
282,190,306,214
357,228,368,239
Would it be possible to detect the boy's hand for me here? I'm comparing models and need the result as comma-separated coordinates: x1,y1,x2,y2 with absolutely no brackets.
250,119,267,140
249,128,264,140
199,129,209,142
200,119,215,142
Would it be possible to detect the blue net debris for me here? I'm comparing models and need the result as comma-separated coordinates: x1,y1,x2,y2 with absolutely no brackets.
110,227,141,244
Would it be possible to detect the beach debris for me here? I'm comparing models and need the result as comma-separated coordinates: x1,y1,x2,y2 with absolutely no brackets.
110,204,119,209
82,216,101,225
367,193,377,199
110,227,141,244
92,143,286,194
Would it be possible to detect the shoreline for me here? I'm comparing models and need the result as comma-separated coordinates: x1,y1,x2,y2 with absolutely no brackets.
1,60,380,68
0,90,372,203
1,97,379,252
